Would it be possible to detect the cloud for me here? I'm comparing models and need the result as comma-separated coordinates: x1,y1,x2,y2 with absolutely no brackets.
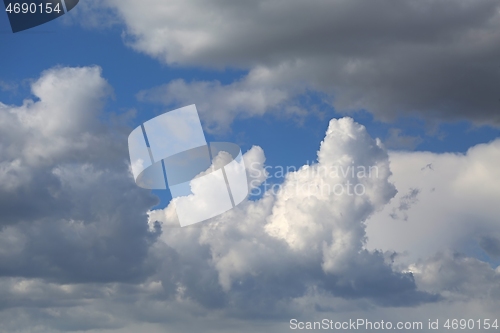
148,117,437,315
385,129,424,150
366,138,500,264
137,75,305,131
389,188,420,221
410,251,500,300
88,0,500,127
479,234,500,258
0,66,161,284
0,80,18,92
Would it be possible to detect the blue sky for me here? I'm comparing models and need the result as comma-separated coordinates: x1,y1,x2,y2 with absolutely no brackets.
3,9,499,211
1,1,500,332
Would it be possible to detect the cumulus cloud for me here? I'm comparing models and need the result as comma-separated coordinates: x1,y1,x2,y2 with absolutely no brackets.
0,66,160,284
84,0,500,127
148,117,437,314
366,138,500,264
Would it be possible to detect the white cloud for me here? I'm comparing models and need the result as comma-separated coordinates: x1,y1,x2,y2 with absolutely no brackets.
366,139,500,264
137,74,304,131
149,117,432,310
0,66,112,168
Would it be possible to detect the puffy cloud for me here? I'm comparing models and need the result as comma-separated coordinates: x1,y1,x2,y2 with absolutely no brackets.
86,0,500,127
366,139,500,264
0,66,160,284
242,145,268,190
363,139,500,321
149,117,435,314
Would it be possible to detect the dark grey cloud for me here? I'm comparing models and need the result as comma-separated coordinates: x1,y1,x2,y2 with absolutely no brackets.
480,235,500,258
319,250,440,307
390,188,420,221
97,0,500,127
412,251,500,300
385,129,423,150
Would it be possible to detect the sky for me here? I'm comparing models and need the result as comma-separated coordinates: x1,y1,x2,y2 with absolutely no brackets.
0,0,500,332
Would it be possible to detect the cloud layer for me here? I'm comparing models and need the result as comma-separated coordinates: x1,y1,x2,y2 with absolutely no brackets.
85,0,500,127
0,67,499,332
